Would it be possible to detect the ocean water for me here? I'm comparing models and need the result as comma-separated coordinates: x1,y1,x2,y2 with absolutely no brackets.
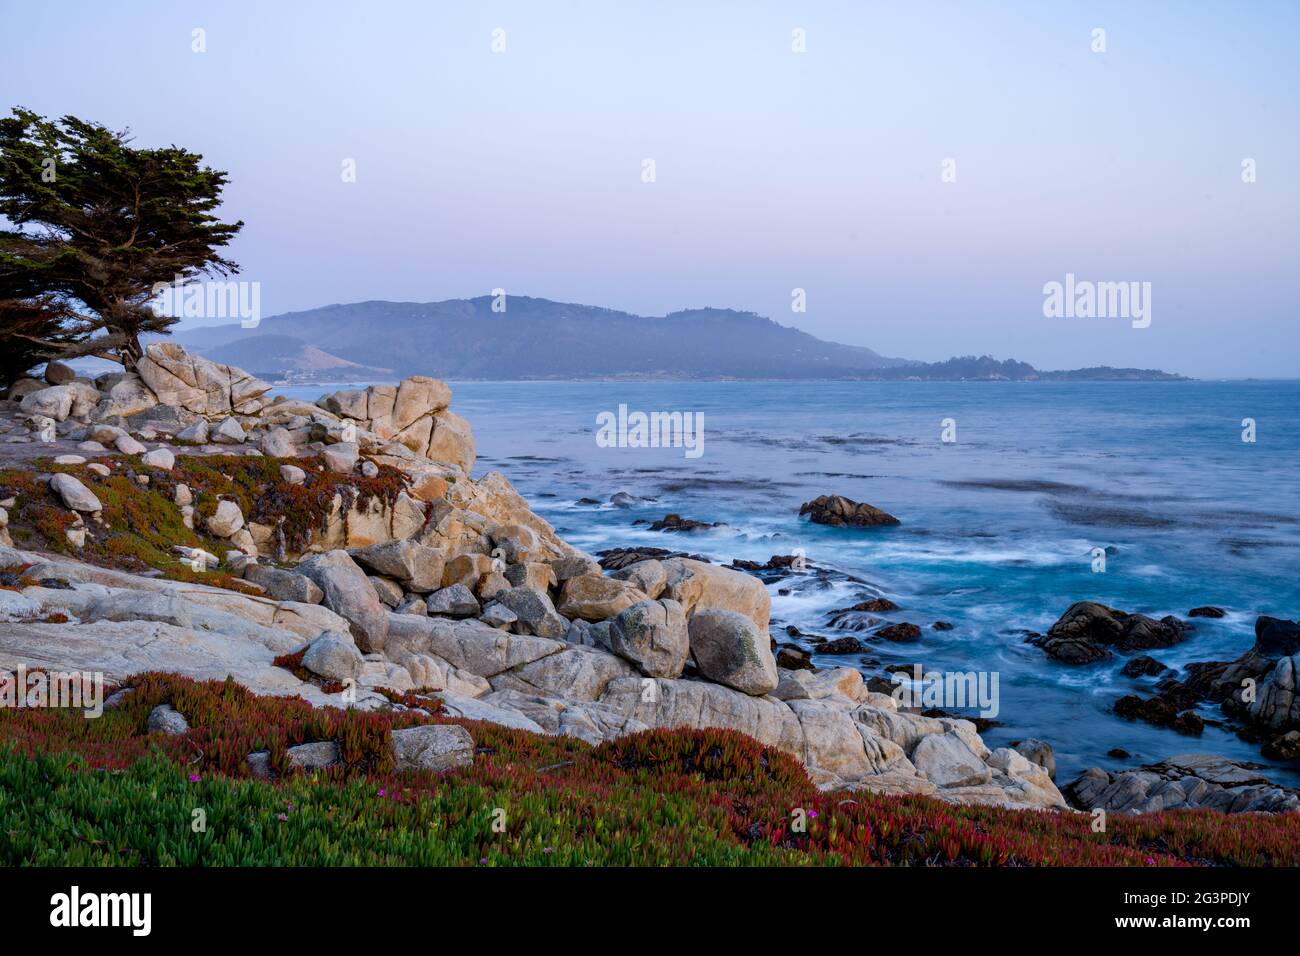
276,380,1300,786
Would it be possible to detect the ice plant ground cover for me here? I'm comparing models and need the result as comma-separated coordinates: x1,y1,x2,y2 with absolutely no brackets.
0,454,412,594
0,674,1297,867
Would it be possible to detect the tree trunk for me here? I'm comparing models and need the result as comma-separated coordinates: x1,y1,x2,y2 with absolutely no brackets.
119,335,144,371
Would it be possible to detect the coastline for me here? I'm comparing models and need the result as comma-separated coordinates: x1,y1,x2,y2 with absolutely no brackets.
7,356,1300,827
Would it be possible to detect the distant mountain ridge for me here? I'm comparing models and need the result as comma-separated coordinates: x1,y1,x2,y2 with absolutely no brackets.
863,355,1187,382
173,296,1186,382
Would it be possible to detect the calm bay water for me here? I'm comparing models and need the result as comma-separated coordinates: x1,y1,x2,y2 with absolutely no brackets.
276,380,1300,785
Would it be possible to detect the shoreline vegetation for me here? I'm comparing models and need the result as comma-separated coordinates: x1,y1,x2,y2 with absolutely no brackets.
4,673,1298,866
1,343,1297,866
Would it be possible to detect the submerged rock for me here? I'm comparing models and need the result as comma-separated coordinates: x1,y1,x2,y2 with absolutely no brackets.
647,514,724,533
775,645,813,670
825,597,899,631
875,622,921,642
814,635,867,655
1113,694,1204,736
1120,655,1168,677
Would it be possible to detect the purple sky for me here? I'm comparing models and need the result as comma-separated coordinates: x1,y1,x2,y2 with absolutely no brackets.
2,1,1297,376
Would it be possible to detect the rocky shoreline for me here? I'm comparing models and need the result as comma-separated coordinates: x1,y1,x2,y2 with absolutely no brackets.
0,344,1296,816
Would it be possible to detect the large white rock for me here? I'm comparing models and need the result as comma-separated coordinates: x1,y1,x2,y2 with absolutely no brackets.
394,652,491,698
599,676,805,756
351,539,445,593
773,667,866,703
296,550,390,653
662,557,771,632
607,598,689,678
322,442,358,474
49,473,102,513
391,725,474,772
385,613,563,678
911,731,993,788
687,608,779,696
20,385,75,421
92,374,158,419
435,692,544,732
140,447,175,470
489,644,635,701
207,499,245,537
135,341,272,416
788,698,916,787
260,427,297,458
0,619,328,702
211,417,246,444
114,433,147,455
301,630,364,681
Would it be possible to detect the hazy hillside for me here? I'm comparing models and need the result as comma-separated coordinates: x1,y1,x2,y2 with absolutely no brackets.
175,296,1185,381
867,355,1187,382
177,296,906,380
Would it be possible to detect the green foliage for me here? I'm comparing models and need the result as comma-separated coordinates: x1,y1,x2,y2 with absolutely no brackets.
0,294,77,387
1,673,1297,867
0,452,408,592
594,726,810,791
0,107,243,374
0,459,253,593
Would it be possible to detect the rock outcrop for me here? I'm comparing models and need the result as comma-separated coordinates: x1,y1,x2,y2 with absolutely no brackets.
1032,601,1189,664
1063,753,1300,814
798,495,900,528
1105,615,1300,764
0,343,1069,809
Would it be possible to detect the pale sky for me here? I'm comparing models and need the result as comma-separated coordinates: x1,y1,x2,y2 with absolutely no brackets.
1,0,1297,377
